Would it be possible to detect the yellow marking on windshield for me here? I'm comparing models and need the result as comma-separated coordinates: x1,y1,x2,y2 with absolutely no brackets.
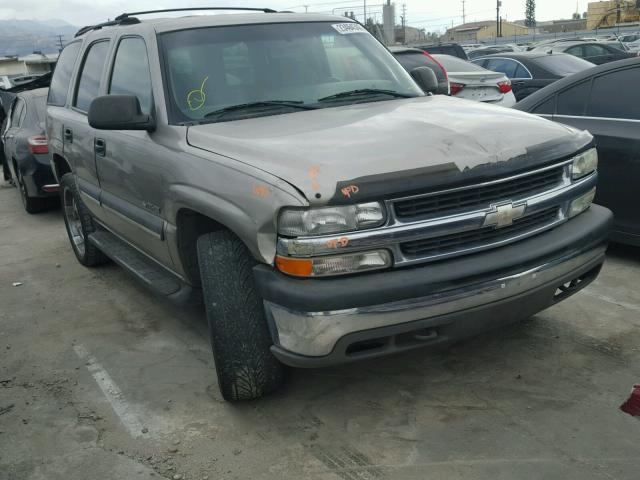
187,76,209,111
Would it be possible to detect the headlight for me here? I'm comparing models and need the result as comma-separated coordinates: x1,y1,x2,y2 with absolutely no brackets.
571,148,598,180
278,202,385,237
568,187,596,218
276,250,392,277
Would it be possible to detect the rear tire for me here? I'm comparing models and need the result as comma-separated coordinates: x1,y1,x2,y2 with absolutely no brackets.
197,230,284,402
60,173,106,266
17,170,45,214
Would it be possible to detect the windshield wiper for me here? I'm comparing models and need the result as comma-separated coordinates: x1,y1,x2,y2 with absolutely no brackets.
318,89,415,102
203,100,317,119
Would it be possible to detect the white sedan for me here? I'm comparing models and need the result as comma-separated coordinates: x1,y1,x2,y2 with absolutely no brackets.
432,54,517,107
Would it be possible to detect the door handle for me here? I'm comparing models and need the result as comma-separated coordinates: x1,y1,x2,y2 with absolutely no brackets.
94,138,106,157
64,128,73,143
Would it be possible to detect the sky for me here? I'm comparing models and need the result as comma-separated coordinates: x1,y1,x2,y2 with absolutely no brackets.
0,0,591,32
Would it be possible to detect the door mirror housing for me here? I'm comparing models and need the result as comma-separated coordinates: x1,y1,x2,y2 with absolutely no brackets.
88,95,155,131
410,67,439,95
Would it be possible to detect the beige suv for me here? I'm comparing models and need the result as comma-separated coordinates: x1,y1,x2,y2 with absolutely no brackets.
47,8,611,401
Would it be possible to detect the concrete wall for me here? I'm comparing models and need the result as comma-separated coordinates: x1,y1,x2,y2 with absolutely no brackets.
0,59,26,76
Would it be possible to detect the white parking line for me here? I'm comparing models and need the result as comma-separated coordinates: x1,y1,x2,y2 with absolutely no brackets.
582,289,640,314
73,344,146,438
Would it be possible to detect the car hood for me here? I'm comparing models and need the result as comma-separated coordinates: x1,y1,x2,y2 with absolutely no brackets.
187,96,592,205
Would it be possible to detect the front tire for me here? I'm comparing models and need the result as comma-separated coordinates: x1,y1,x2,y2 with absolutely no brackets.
60,173,106,266
197,230,284,402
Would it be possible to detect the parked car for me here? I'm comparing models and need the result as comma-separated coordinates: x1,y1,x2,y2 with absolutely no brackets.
416,43,468,60
431,54,515,106
619,33,640,44
536,41,636,64
514,58,640,246
0,74,45,90
468,46,517,59
472,52,595,101
1,87,57,212
389,46,449,95
47,10,611,401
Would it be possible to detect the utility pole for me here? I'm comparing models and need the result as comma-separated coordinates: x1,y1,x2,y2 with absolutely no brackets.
303,4,308,12
496,0,502,38
363,0,367,24
56,35,64,52
462,0,466,24
401,3,407,44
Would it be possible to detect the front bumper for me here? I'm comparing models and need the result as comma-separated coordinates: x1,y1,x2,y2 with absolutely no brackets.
255,205,612,367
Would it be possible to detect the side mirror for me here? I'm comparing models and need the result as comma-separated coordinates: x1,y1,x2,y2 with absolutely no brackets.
410,67,439,95
88,95,155,131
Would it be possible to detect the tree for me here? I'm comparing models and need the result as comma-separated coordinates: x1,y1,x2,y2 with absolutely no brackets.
525,0,536,27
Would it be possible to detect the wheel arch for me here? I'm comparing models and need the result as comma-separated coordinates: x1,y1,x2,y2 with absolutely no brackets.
51,153,72,183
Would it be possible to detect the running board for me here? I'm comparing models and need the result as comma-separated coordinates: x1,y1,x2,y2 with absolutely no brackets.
88,230,198,304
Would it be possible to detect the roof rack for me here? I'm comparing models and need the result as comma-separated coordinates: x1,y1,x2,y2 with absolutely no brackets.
76,7,278,37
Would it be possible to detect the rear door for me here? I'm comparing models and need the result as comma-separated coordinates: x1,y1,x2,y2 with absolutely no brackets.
65,39,111,220
553,66,640,241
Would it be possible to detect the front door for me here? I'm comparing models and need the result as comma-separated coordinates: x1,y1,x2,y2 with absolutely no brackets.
93,36,173,267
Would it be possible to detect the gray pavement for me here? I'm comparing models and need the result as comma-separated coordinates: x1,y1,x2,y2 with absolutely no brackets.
0,182,639,480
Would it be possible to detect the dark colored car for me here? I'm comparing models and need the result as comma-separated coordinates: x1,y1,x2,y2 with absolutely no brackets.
540,42,636,65
416,43,468,60
514,58,640,246
389,46,450,95
1,88,58,213
472,52,595,101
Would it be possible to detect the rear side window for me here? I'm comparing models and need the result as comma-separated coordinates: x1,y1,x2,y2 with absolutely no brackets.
74,41,110,112
534,55,594,76
588,67,640,120
109,37,153,114
485,58,518,78
515,64,531,78
532,96,555,114
557,80,591,116
48,42,81,106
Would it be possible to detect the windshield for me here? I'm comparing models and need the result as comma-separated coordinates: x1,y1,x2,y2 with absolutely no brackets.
534,54,595,76
159,22,423,123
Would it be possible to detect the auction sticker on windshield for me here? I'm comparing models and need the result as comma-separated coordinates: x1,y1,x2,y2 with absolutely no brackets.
332,23,367,34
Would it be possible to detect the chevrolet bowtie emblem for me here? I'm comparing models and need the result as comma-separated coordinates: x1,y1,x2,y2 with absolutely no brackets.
483,202,526,228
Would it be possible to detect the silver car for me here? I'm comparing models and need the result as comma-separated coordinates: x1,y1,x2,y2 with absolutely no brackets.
432,54,516,107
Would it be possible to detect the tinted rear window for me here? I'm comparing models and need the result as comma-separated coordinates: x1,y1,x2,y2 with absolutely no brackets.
534,55,594,76
432,55,485,72
589,67,640,120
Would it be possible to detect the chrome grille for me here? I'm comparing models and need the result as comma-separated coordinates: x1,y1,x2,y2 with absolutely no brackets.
401,206,560,259
394,165,564,219
276,158,597,269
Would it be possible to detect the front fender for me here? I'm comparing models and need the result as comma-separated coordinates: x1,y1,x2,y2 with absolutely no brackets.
166,173,306,265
